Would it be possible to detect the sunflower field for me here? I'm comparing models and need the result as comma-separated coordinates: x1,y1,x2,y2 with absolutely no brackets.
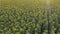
0,0,60,34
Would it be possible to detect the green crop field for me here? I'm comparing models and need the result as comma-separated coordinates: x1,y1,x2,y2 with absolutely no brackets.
0,0,60,34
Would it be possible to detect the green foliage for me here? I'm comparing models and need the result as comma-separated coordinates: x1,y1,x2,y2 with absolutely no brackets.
0,0,60,34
